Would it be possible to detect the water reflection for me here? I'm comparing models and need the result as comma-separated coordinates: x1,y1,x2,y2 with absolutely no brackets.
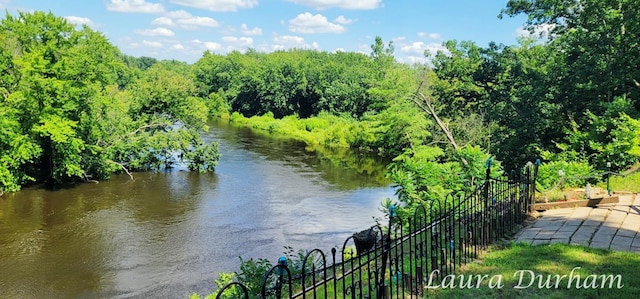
0,119,394,298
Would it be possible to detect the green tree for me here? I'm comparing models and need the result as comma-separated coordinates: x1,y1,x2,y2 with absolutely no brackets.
0,11,219,191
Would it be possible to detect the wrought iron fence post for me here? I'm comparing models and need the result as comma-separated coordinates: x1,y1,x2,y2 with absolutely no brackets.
484,158,492,205
526,162,533,213
276,256,287,299
378,205,396,299
607,161,612,196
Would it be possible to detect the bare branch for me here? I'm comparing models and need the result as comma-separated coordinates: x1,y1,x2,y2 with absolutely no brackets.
109,160,134,181
410,84,469,166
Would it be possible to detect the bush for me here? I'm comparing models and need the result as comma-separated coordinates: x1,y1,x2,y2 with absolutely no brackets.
536,160,594,191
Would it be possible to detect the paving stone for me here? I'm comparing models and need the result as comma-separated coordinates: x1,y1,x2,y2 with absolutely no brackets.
582,219,602,227
563,219,584,226
620,222,640,233
544,216,569,222
558,225,580,232
596,226,618,235
552,231,574,239
532,220,562,228
536,231,556,238
589,241,611,249
545,209,573,216
513,194,640,252
605,212,627,225
610,206,630,214
574,226,597,236
592,228,616,236
615,228,636,238
516,231,539,239
591,208,610,216
611,235,634,247
569,208,592,219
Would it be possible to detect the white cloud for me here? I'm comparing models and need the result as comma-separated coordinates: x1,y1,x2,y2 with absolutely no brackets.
400,41,447,57
135,27,175,36
152,17,175,26
143,40,163,48
106,0,165,13
273,35,306,46
418,32,441,39
272,34,311,50
161,10,220,29
241,24,263,36
222,36,254,46
289,12,346,34
222,36,255,52
392,36,406,42
334,47,345,52
169,0,258,12
193,39,222,51
285,0,381,10
333,15,354,25
65,16,95,27
311,41,320,49
176,16,219,28
204,42,222,51
166,10,192,19
172,43,185,49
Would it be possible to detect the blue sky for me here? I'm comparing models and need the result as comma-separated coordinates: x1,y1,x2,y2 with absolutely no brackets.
0,0,530,64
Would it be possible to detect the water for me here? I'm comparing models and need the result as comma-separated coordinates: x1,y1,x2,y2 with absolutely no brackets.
0,119,394,298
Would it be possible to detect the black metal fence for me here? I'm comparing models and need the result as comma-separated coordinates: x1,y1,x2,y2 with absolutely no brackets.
214,161,537,298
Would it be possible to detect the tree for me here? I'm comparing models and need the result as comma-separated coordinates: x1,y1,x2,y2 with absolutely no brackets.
0,11,220,191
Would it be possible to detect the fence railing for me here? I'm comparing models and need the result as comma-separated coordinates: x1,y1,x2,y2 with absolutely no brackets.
214,161,537,298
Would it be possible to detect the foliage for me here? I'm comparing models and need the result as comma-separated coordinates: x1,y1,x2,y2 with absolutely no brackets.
189,272,237,299
536,160,594,191
0,11,219,192
236,257,272,298
550,98,640,170
191,47,379,119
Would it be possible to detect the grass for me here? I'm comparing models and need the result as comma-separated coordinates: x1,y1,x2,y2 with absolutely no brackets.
427,242,640,299
605,167,640,193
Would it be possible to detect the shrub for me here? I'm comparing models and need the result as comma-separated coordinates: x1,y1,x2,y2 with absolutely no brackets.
536,160,594,191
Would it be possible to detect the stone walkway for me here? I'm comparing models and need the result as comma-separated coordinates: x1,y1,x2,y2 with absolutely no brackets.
513,193,640,252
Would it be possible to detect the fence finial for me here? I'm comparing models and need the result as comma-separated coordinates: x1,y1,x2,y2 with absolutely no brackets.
389,204,397,218
276,256,288,275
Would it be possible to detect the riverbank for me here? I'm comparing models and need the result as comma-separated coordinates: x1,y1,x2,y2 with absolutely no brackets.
226,111,379,152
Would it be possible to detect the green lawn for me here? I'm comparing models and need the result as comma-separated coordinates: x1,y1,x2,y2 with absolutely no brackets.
606,168,640,193
426,242,640,299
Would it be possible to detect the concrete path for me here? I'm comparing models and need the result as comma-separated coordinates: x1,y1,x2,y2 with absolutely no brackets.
513,194,640,252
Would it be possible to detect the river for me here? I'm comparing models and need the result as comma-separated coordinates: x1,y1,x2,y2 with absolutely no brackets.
0,119,394,298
